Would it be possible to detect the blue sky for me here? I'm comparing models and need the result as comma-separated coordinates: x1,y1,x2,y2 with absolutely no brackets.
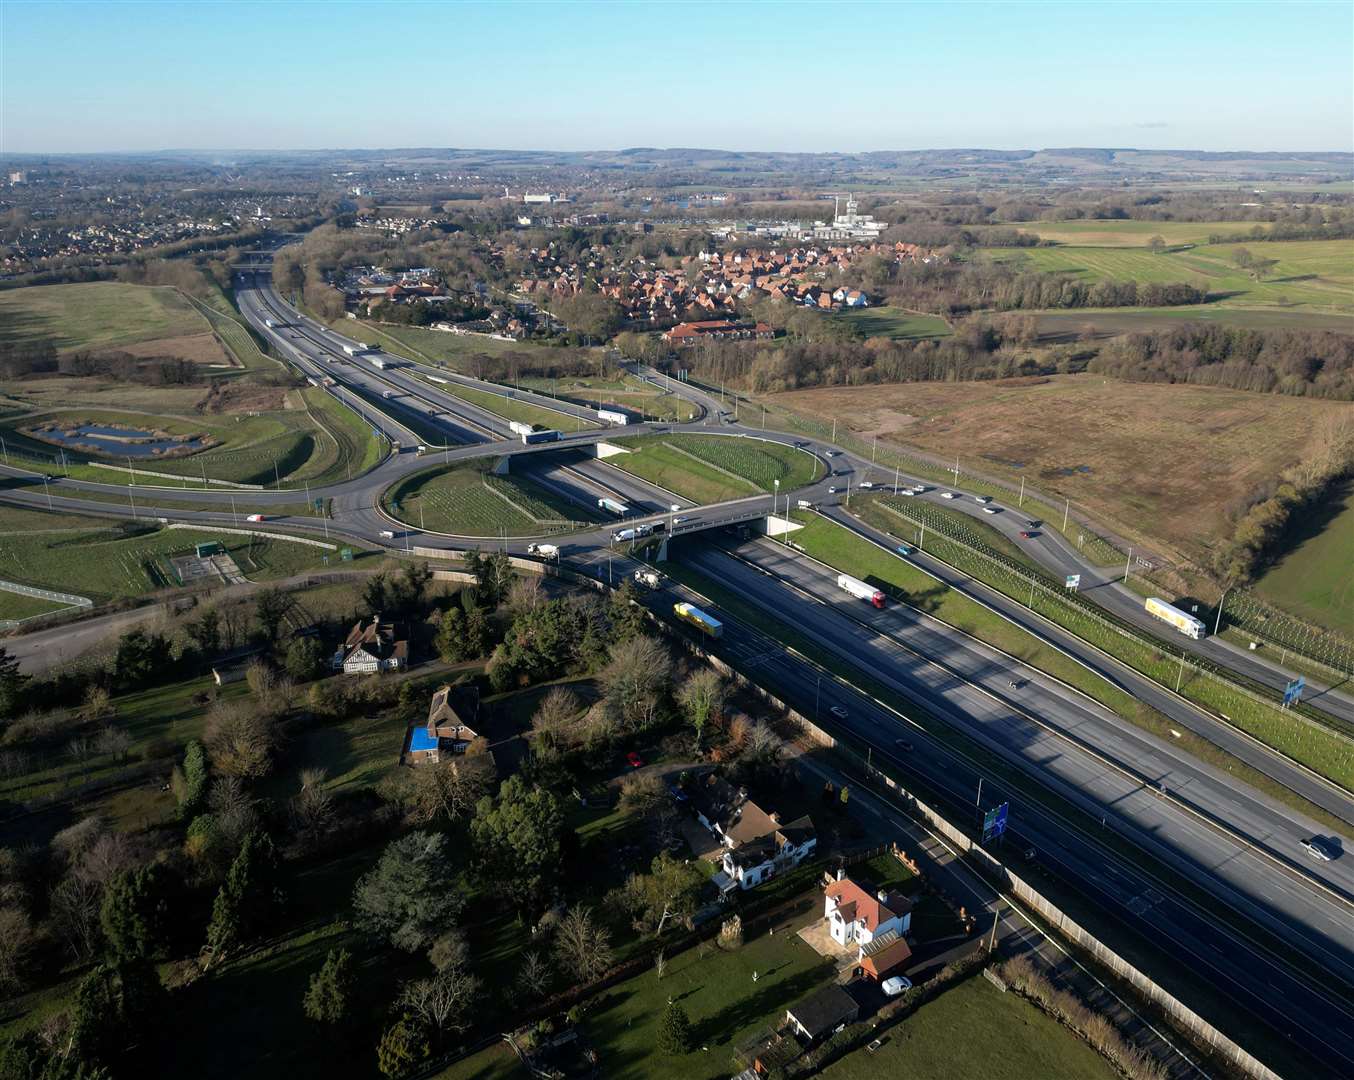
2,1,1351,154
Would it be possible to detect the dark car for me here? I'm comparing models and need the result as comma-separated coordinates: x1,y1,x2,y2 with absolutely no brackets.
895,738,914,753
1026,519,1041,528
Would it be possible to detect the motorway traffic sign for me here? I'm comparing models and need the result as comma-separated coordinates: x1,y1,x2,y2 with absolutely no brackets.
340,547,354,562
1283,677,1305,707
1064,574,1081,590
981,801,1010,844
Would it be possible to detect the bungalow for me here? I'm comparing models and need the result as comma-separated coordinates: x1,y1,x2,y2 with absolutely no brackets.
334,615,408,674
785,985,858,1043
824,871,913,954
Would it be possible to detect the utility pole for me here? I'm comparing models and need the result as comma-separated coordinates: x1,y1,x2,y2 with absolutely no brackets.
1019,476,1025,506
230,495,238,526
127,485,137,520
872,436,877,464
952,456,959,483
975,777,984,807
815,675,821,720
1123,547,1132,584
1214,589,1229,636
1062,497,1070,532
894,464,900,493
831,417,837,443
43,474,52,509
987,909,1000,953
128,456,135,485
1176,650,1187,692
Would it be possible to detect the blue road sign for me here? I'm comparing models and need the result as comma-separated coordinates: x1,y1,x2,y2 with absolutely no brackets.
1283,677,1305,707
982,801,1010,843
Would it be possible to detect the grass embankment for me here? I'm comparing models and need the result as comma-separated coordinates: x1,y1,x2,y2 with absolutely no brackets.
819,972,1119,1080
291,386,386,485
435,380,598,432
0,518,336,605
520,372,700,423
0,589,70,621
186,291,279,373
1253,481,1354,639
612,433,821,504
855,497,1354,802
768,374,1354,570
384,461,600,537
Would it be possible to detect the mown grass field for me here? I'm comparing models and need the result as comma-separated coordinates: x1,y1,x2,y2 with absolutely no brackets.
832,305,953,341
819,973,1118,1080
521,373,700,422
990,238,1354,313
0,281,218,354
1008,219,1271,247
385,460,600,536
612,434,822,504
1253,482,1354,638
0,588,69,621
0,517,336,603
354,321,565,370
771,375,1354,568
436,379,598,432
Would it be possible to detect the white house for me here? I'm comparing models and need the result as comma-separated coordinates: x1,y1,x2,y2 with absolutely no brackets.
824,872,913,954
334,615,408,675
718,816,817,892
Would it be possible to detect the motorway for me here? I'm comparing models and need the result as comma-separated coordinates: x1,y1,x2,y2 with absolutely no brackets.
3,264,1353,1073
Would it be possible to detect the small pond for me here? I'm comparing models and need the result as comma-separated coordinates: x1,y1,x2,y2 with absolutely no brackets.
29,424,210,458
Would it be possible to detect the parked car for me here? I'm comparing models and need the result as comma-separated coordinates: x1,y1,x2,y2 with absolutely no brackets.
881,976,913,996
625,751,645,769
829,705,849,720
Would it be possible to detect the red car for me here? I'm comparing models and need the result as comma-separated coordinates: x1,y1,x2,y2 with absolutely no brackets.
1019,530,1034,539
625,751,645,769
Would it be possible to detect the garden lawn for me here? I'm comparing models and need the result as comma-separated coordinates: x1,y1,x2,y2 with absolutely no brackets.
581,922,836,1080
430,1044,527,1080
818,972,1118,1080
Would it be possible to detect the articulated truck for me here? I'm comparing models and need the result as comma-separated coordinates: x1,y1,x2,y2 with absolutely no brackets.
674,602,722,639
1145,597,1206,639
837,573,886,609
598,497,630,516
509,421,535,438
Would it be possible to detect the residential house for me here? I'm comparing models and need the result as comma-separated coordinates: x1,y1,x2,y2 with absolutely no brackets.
719,815,817,892
823,871,913,954
334,615,408,674
784,985,859,1043
426,684,481,751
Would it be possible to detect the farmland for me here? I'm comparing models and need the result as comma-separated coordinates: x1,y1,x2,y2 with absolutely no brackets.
0,513,336,602
1007,219,1271,247
384,460,601,536
1253,482,1354,637
0,281,229,362
611,433,823,504
833,305,952,341
989,238,1354,314
770,375,1354,569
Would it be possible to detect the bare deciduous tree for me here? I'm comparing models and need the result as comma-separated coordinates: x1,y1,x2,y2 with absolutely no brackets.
205,699,279,778
515,949,553,1001
506,575,546,617
49,874,103,961
531,685,583,757
552,906,613,984
398,967,481,1037
0,906,38,995
291,768,336,851
405,760,489,826
97,725,133,764
677,668,724,748
600,636,671,734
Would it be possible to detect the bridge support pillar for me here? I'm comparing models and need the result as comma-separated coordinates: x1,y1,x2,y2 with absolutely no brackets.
492,457,511,476
656,537,669,562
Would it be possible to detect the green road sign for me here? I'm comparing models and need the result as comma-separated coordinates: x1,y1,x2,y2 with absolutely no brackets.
340,547,354,562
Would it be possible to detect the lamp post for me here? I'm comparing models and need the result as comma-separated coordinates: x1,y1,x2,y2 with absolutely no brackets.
1214,589,1229,636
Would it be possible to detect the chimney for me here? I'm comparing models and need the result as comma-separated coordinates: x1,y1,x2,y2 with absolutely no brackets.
877,890,889,904
836,867,845,881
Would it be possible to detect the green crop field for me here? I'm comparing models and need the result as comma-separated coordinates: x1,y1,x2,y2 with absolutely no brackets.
612,433,822,504
1253,482,1354,638
436,379,598,432
0,518,335,603
1007,219,1270,247
990,238,1354,313
833,305,953,341
0,281,213,354
385,460,599,537
819,973,1118,1080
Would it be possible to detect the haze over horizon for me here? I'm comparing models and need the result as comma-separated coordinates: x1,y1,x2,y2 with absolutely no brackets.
3,0,1351,155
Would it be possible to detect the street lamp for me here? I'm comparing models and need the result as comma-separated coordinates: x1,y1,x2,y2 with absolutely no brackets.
1214,588,1230,636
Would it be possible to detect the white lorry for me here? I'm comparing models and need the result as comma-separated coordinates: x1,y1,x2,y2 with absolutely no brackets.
527,543,559,559
836,573,886,610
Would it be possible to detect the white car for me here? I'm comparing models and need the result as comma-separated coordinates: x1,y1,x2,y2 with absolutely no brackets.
826,450,839,457
881,976,913,996
245,513,266,523
975,496,991,504
983,506,999,515
899,489,916,497
1303,838,1335,862
940,492,957,499
829,705,849,720
827,486,838,495
859,481,873,489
